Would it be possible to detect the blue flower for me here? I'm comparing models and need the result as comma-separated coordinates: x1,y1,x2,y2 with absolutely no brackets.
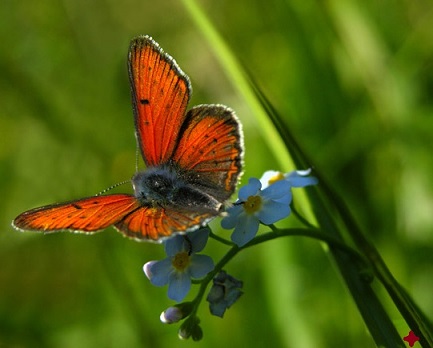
221,178,292,246
221,169,318,247
260,169,318,190
143,228,214,302
206,271,243,317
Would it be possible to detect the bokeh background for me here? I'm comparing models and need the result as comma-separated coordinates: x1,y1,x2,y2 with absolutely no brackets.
1,0,433,347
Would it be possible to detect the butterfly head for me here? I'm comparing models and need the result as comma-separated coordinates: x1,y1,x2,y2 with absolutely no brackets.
132,166,184,205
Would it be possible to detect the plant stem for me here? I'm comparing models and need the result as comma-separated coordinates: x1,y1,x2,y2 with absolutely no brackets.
189,227,368,316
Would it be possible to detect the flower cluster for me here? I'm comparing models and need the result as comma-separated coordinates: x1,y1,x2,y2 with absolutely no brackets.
142,169,317,340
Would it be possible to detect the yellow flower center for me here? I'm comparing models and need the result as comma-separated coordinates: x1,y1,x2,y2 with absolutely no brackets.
267,172,285,185
172,251,190,271
244,195,262,214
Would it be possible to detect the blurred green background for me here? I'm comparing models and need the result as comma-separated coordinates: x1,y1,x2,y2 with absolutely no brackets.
1,0,433,347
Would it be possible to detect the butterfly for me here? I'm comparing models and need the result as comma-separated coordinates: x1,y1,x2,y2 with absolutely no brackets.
12,35,243,242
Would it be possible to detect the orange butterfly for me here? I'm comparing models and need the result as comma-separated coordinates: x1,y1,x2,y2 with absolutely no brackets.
12,35,243,242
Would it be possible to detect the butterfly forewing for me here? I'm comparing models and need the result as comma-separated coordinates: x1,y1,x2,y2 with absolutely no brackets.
13,195,139,233
128,36,192,167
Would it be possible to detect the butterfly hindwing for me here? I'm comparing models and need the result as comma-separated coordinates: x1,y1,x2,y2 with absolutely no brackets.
13,195,139,233
115,205,215,242
128,36,191,167
172,104,243,200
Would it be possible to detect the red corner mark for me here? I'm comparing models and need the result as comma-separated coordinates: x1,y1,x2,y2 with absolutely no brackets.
403,330,420,347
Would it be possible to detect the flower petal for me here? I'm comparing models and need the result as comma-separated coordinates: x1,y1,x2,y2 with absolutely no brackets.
209,301,227,318
188,227,210,253
188,254,214,278
259,170,282,189
285,169,318,187
238,178,261,201
221,205,244,229
258,200,291,225
148,258,172,286
168,272,191,302
231,215,260,247
261,180,291,201
164,234,185,256
273,192,292,205
143,261,157,280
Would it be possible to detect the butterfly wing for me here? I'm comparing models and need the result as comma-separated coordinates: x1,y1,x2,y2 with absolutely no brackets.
14,37,243,243
128,35,191,167
12,195,139,233
128,36,243,201
115,205,214,242
172,104,244,201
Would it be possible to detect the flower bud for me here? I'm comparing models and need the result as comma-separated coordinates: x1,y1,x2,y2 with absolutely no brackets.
160,307,183,324
207,271,243,317
160,302,194,324
178,315,202,341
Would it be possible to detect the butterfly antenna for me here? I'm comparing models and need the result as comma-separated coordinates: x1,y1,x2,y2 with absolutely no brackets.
96,180,131,196
135,146,140,172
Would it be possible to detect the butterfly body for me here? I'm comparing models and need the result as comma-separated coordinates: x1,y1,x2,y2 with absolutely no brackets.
12,35,243,242
132,163,222,214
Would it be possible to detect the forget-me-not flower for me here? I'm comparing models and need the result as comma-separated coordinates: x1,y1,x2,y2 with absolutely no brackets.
143,227,214,302
221,178,292,246
221,169,318,247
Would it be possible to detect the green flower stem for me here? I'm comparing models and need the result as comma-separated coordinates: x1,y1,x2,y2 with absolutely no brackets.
291,204,318,230
189,227,368,317
249,227,367,267
208,230,233,246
